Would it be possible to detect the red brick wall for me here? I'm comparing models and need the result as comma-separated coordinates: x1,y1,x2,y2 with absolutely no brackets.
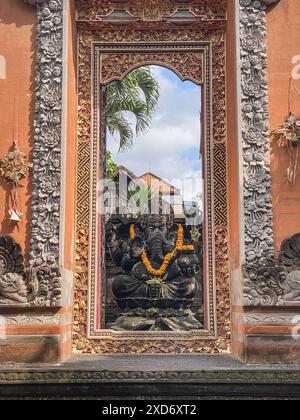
0,0,76,365
0,0,36,255
268,0,300,254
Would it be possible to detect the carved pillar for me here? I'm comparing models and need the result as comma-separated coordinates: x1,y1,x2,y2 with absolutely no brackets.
26,0,64,268
240,0,275,267
27,0,65,306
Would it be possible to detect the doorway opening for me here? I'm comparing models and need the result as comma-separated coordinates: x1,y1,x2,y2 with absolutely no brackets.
74,38,229,354
103,65,204,332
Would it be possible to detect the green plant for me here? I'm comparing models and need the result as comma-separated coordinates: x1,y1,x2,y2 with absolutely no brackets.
105,151,118,179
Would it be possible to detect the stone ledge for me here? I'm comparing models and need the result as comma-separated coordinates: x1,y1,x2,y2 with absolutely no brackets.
0,355,300,399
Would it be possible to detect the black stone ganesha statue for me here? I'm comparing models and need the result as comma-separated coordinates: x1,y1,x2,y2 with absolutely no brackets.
106,214,203,331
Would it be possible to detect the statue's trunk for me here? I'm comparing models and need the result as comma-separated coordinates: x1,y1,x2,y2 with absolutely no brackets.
148,233,167,264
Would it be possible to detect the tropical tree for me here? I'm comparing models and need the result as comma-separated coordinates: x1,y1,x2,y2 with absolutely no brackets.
106,67,160,152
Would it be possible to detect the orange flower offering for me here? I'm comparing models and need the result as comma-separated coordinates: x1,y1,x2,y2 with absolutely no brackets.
130,224,195,277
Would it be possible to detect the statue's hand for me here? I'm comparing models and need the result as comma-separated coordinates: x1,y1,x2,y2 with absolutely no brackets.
177,254,200,278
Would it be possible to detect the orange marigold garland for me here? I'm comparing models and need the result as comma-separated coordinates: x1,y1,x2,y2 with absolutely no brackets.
130,224,195,277
129,224,135,241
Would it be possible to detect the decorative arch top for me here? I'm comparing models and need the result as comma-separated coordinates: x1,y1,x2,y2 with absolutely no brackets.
100,50,204,86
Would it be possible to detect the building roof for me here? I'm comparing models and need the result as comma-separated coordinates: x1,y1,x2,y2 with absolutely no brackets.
138,172,181,195
116,166,138,181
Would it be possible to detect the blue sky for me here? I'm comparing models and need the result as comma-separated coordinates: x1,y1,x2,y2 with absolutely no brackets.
107,65,203,202
158,67,199,90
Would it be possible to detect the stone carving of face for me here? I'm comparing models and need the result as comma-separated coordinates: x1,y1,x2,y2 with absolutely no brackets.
146,217,168,244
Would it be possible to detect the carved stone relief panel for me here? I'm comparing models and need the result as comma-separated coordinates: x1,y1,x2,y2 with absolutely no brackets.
245,234,300,306
0,235,61,306
100,51,204,85
76,0,227,23
240,0,275,266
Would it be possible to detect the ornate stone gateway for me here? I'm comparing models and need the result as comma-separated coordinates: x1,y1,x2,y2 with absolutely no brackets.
73,0,231,353
4,0,300,363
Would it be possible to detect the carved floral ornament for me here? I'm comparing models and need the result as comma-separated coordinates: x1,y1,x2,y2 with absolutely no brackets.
22,0,281,21
75,0,227,23
100,51,204,85
74,0,281,29
23,0,279,6
244,234,300,306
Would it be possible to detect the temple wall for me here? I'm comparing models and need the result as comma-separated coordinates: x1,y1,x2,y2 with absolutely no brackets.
1,0,300,365
0,0,76,364
267,0,300,254
0,0,35,254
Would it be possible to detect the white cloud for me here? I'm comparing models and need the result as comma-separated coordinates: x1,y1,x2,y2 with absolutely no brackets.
107,66,203,202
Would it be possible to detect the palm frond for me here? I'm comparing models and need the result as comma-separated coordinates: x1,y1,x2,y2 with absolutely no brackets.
130,67,160,113
107,113,134,152
106,67,160,152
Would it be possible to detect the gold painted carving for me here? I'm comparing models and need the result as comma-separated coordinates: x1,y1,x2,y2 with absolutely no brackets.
74,23,229,354
76,0,227,22
100,51,203,85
